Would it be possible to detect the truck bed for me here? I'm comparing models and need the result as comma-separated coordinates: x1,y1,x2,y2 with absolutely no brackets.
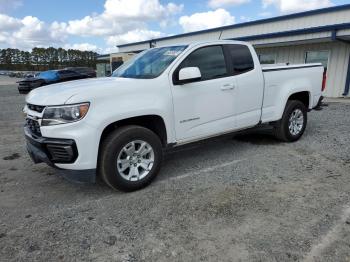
261,63,323,72
260,63,324,123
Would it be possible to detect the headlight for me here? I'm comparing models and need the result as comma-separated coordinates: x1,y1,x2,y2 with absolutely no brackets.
42,103,90,126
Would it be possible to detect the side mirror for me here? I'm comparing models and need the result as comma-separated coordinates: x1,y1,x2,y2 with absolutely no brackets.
178,67,201,84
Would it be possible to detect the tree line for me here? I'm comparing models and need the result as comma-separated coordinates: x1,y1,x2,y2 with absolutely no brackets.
0,47,99,71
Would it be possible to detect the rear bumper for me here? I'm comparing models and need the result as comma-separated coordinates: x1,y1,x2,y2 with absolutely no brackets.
313,95,324,110
25,127,96,183
317,95,324,107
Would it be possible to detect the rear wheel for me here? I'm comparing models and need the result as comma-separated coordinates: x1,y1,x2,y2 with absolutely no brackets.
274,100,307,142
99,125,163,191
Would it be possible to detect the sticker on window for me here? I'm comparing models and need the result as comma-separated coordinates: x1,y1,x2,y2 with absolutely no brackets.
164,50,182,56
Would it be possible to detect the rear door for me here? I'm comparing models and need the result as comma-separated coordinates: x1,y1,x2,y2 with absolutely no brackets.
224,44,264,128
170,45,238,142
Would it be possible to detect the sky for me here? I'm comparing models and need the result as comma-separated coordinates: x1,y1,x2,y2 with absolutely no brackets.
0,0,349,54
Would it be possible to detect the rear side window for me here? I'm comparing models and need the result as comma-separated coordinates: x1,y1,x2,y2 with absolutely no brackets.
226,44,254,74
58,70,76,77
178,45,227,81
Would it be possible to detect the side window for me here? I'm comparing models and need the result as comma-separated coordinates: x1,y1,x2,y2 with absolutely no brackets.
178,45,227,81
58,70,67,77
305,50,329,69
59,70,74,78
258,53,276,64
227,44,254,74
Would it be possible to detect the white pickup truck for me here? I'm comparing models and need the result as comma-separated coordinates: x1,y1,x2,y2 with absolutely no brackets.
24,40,324,191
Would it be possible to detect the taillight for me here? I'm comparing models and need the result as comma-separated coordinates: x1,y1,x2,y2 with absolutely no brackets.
322,70,327,91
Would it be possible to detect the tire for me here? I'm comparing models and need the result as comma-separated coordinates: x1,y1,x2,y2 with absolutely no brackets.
99,125,163,192
274,100,307,142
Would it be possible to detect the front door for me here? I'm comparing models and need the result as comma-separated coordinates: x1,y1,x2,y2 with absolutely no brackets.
170,45,237,142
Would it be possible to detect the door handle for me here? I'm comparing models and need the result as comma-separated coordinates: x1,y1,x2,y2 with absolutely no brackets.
221,83,235,91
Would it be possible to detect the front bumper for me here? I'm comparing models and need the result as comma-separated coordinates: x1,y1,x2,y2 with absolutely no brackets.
18,83,34,93
25,126,78,164
25,127,96,183
18,86,32,93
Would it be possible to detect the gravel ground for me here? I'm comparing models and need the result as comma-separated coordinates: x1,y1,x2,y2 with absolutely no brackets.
1,76,350,261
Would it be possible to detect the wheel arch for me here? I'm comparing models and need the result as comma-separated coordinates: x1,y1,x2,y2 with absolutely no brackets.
99,115,168,150
287,91,310,109
275,89,311,121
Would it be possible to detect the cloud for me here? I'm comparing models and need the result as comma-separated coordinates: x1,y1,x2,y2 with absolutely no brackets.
65,16,140,37
104,0,183,20
0,0,183,52
0,0,22,12
0,15,67,50
208,0,250,8
14,16,52,42
0,14,22,31
50,21,69,40
179,9,235,33
107,29,164,46
65,0,183,37
262,0,333,13
103,46,120,54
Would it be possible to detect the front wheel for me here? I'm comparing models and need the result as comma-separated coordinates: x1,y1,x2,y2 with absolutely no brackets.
99,125,163,192
274,100,307,142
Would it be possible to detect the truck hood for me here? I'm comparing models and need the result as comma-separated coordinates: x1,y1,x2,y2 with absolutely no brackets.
26,77,135,105
19,77,42,83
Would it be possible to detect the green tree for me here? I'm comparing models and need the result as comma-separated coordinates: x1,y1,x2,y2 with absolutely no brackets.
0,47,98,71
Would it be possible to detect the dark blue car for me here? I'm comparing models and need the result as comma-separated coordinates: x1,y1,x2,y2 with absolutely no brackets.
18,69,92,94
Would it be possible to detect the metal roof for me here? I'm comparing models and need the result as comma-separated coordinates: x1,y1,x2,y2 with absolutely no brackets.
97,54,110,60
234,23,350,41
117,4,350,48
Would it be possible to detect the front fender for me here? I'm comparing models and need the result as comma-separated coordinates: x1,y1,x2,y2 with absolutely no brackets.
82,91,175,146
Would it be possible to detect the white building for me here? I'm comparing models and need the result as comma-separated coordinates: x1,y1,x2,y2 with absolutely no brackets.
116,4,350,98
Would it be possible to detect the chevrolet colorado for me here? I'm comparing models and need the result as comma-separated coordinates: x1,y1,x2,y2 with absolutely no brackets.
24,40,324,191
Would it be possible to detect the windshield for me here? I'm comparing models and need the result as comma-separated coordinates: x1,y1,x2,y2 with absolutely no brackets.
112,45,187,79
38,71,58,80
